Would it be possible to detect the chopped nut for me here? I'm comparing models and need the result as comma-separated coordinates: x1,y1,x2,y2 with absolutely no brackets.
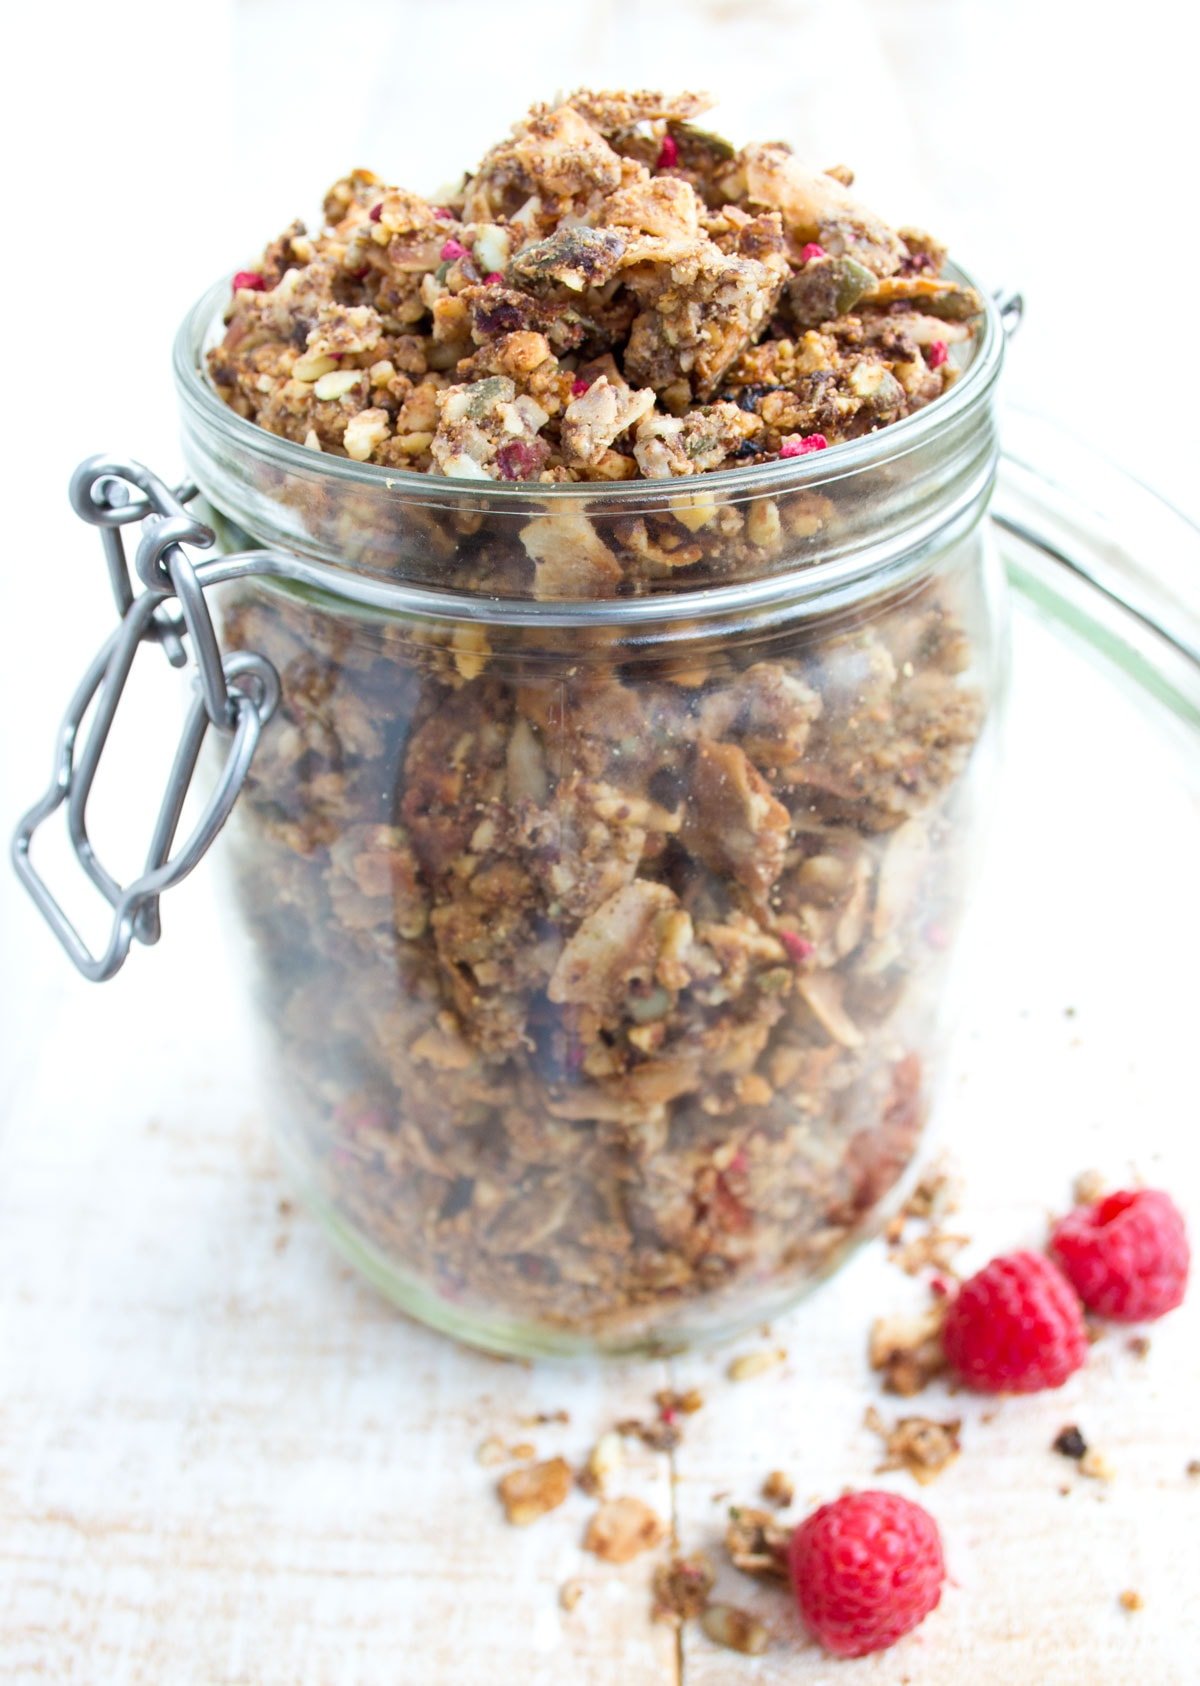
651,1552,716,1626
653,1387,705,1416
724,1507,790,1581
1080,1448,1116,1483
560,1579,585,1612
727,1346,786,1382
869,1301,948,1396
498,1456,572,1525
866,1406,961,1484
701,1604,769,1656
1119,1589,1144,1613
579,1430,624,1496
761,1470,794,1508
584,1496,668,1563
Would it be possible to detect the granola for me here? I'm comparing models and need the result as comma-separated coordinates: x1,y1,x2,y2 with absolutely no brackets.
209,90,995,1351
209,90,980,500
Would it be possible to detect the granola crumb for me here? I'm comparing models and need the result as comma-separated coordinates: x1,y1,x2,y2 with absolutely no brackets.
617,1415,682,1453
654,1387,705,1416
478,1435,537,1466
1187,1459,1200,1478
865,1405,961,1484
725,1506,791,1581
869,1301,948,1396
1052,1425,1088,1461
1119,1589,1144,1613
524,1409,571,1426
560,1578,585,1612
1072,1168,1108,1206
510,1441,536,1460
498,1456,573,1525
902,1164,962,1223
727,1346,787,1382
578,1430,624,1496
701,1603,769,1656
651,1552,716,1626
761,1469,795,1508
1079,1448,1116,1483
584,1496,669,1563
1127,1335,1152,1359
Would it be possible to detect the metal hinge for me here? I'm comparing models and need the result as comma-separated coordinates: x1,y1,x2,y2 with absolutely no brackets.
12,456,279,981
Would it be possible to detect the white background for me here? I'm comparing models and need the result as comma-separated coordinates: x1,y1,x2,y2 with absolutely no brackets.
1,4,1197,1681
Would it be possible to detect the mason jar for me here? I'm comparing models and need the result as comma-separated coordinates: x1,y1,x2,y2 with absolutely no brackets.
15,270,1008,1358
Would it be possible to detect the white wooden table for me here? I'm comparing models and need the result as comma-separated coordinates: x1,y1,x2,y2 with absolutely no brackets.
3,2,1198,1679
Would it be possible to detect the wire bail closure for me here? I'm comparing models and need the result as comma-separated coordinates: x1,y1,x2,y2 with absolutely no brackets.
11,456,280,981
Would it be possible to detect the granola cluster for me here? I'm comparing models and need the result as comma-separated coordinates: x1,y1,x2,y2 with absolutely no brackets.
210,90,994,1349
209,90,980,494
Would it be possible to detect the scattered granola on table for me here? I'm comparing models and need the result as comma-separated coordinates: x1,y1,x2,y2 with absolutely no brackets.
865,1405,961,1484
651,1552,716,1625
583,1495,668,1562
211,87,994,1348
497,1456,572,1525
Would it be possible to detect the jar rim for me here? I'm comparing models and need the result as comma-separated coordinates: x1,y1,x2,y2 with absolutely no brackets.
173,259,1003,510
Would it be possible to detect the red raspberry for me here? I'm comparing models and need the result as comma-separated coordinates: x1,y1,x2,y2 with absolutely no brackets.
789,1490,945,1658
942,1250,1087,1392
1049,1189,1189,1322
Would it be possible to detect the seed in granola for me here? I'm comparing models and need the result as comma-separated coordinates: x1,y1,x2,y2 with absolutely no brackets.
1052,1425,1088,1461
866,1406,961,1484
761,1470,795,1508
498,1456,572,1525
727,1347,786,1382
651,1552,716,1626
1119,1590,1144,1613
927,341,949,370
701,1603,769,1656
584,1496,668,1563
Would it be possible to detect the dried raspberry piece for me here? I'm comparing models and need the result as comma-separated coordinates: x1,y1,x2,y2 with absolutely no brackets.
927,340,949,370
942,1251,1087,1392
800,242,827,262
484,271,505,285
779,930,814,963
779,434,828,458
368,202,383,223
495,440,547,481
440,238,469,262
433,206,455,220
789,1490,945,1658
570,376,592,397
1049,1190,1189,1322
656,133,679,170
232,270,265,292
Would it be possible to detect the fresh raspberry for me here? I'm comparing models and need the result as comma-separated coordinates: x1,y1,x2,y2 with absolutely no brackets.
231,270,265,292
1049,1190,1189,1322
789,1490,945,1658
942,1250,1087,1392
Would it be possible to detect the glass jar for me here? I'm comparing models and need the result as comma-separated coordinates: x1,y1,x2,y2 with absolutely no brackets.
18,270,1008,1358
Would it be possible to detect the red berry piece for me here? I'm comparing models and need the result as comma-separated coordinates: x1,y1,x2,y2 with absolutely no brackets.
800,241,827,262
368,202,383,222
570,376,592,397
942,1250,1087,1392
1050,1189,1189,1322
440,238,469,262
927,340,949,369
656,132,679,170
231,270,265,292
779,433,828,458
789,1490,945,1658
779,929,814,963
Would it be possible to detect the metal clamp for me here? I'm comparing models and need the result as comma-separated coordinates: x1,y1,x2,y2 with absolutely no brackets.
12,456,280,982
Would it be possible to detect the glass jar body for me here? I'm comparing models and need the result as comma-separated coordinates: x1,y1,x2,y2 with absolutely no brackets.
212,520,1004,1356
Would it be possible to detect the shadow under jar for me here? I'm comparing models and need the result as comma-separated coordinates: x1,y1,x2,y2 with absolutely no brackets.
177,270,1008,1357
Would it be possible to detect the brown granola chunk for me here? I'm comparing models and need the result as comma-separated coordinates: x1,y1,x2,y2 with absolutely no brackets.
724,1506,790,1581
651,1552,716,1626
584,1496,668,1562
498,1457,573,1525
